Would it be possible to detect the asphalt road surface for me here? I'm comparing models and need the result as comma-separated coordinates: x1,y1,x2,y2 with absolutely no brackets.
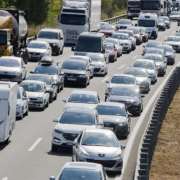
0,21,179,180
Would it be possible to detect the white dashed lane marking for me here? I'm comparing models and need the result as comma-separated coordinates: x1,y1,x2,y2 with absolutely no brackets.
28,138,42,152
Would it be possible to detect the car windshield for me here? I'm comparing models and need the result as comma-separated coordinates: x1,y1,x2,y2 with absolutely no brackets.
59,112,95,125
34,66,58,75
110,87,139,97
0,59,20,67
38,31,59,39
144,56,163,62
167,37,180,42
157,46,173,52
146,50,163,55
133,61,154,70
171,12,180,15
28,43,47,49
138,20,155,27
106,39,118,45
119,31,133,37
61,14,86,25
20,82,44,92
124,69,147,77
86,54,105,62
100,26,114,30
106,44,114,50
146,41,161,47
158,19,163,23
161,17,169,21
118,20,131,24
68,94,98,104
82,132,119,147
17,89,21,99
76,40,101,52
141,1,160,10
111,76,135,85
96,105,126,116
112,34,128,40
128,1,140,7
59,168,102,180
127,28,139,34
62,61,86,70
27,76,51,85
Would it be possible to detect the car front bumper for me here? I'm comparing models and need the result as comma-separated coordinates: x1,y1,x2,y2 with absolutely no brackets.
28,101,44,109
94,67,106,74
64,76,86,84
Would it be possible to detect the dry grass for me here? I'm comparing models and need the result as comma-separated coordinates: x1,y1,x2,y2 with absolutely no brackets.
149,88,180,180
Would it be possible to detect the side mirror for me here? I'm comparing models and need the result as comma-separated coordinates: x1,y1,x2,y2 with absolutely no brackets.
30,71,33,74
53,118,58,122
73,142,78,146
34,35,37,39
128,113,132,117
141,94,145,98
121,144,126,150
97,121,104,126
71,46,75,51
63,99,67,103
106,80,110,83
49,176,55,180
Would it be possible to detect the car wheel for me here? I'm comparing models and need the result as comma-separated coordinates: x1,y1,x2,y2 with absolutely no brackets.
41,104,45,111
51,144,58,152
60,47,64,54
46,100,49,108
61,83,64,90
56,47,60,55
117,52,120,57
54,92,57,100
25,106,29,116
83,80,87,88
128,49,131,53
49,94,53,103
4,134,11,144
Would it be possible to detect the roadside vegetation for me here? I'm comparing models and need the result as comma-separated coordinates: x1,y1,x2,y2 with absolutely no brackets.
149,87,180,180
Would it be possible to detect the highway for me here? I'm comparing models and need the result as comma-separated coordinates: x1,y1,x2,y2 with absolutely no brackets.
0,21,179,180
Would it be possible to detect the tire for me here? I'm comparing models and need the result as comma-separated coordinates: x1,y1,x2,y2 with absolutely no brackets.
41,104,45,111
83,80,87,88
49,94,53,103
117,52,120,57
51,144,58,152
54,92,57,100
4,136,10,144
61,83,64,90
25,106,29,116
128,49,131,54
56,47,60,55
60,47,64,54
46,100,49,108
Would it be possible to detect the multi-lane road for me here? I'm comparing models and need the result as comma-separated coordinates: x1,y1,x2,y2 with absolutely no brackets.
0,20,179,180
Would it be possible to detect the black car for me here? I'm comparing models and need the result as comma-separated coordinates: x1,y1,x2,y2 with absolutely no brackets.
62,60,91,87
26,74,58,103
30,60,64,93
106,85,145,116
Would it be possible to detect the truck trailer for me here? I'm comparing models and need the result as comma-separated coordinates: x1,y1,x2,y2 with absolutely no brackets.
59,0,101,44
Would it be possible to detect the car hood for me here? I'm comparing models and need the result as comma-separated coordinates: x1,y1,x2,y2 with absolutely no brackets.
63,103,98,111
55,124,96,134
91,61,105,67
62,69,86,74
27,48,47,53
17,99,22,105
26,92,44,98
119,40,130,44
166,41,180,46
108,95,138,102
135,77,148,83
99,115,127,123
0,66,20,73
146,69,155,74
99,30,114,33
82,146,120,159
37,38,59,44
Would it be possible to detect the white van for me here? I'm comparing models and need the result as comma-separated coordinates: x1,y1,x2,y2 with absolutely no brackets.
138,13,158,39
37,29,64,55
0,82,17,144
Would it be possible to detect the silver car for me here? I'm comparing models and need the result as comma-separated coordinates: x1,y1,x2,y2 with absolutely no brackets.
105,74,139,101
165,36,180,52
156,45,175,65
143,54,167,76
86,53,108,76
143,41,163,55
106,38,123,57
124,67,151,93
160,16,170,28
0,56,27,83
72,129,126,172
116,19,132,29
133,59,158,84
169,11,180,21
96,102,131,138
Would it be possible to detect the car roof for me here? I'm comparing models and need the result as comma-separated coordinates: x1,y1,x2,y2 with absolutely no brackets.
21,80,45,84
65,107,95,114
97,102,125,107
125,67,147,71
71,90,97,96
27,74,51,79
86,53,104,57
85,128,115,134
1,56,22,61
134,59,154,64
39,28,61,32
80,32,104,38
63,162,102,170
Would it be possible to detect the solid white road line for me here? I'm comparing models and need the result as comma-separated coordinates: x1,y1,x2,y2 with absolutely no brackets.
101,77,109,83
121,61,180,180
2,177,8,180
132,55,138,59
118,64,125,69
28,138,42,152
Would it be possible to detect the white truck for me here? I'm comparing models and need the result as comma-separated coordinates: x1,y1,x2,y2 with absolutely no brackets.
59,0,101,44
0,82,17,144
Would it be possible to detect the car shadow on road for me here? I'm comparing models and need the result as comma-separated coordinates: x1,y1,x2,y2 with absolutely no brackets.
117,136,127,141
0,142,10,151
47,148,72,157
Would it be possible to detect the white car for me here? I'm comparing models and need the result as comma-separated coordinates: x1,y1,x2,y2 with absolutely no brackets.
16,87,29,119
86,53,108,76
19,80,50,111
169,11,180,21
51,108,104,151
112,33,132,53
0,56,27,83
63,90,100,111
165,36,180,52
27,40,52,61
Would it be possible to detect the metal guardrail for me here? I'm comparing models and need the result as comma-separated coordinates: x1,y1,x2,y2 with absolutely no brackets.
134,65,180,180
102,14,127,24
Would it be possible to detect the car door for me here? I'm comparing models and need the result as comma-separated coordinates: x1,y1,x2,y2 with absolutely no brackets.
52,77,57,96
21,59,26,79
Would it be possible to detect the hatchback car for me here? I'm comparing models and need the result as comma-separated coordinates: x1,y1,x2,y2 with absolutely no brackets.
27,40,52,61
19,80,50,110
156,45,175,65
169,11,180,21
72,129,125,172
160,16,170,28
86,53,108,76
106,43,117,62
26,74,57,103
143,41,163,55
52,108,104,151
16,87,29,119
96,102,131,138
116,19,132,29
62,60,91,87
158,18,166,31
106,85,144,115
143,48,166,58
63,90,100,111
0,56,27,83
165,36,180,52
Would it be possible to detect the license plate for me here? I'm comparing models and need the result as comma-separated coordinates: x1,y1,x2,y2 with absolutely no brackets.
67,141,73,145
31,55,38,58
104,127,113,131
68,78,76,81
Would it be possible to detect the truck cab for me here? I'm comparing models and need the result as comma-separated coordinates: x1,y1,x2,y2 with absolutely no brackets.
127,0,141,19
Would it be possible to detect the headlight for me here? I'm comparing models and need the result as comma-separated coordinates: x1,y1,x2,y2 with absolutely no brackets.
79,75,86,78
53,44,58,46
114,150,122,159
133,101,141,106
54,129,63,134
16,104,20,109
79,147,89,157
37,97,43,101
118,122,127,126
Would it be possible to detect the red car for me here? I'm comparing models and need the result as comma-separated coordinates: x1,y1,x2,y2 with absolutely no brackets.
106,43,117,62
99,25,116,37
126,27,143,45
